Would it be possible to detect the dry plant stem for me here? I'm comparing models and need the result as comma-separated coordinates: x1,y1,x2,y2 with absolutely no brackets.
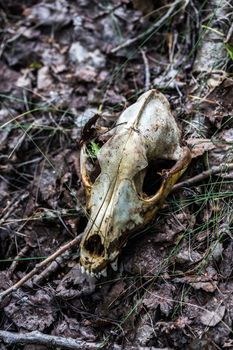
93,3,122,19
33,250,72,285
172,163,233,191
111,0,183,53
0,234,82,303
225,21,233,44
8,245,30,276
140,48,150,91
0,330,102,350
0,191,29,225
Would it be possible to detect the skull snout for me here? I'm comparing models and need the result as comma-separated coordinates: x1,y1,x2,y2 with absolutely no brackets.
83,234,105,257
80,232,109,274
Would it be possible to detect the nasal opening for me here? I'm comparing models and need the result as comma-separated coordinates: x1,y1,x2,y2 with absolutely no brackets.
84,234,105,256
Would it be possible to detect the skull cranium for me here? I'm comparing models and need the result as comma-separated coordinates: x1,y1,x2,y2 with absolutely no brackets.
79,90,191,276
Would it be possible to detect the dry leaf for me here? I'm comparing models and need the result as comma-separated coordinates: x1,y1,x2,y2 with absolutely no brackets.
200,305,225,327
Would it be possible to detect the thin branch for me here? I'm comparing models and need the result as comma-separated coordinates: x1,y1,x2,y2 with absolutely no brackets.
33,250,72,285
0,233,83,303
140,49,150,91
172,163,233,191
0,191,29,225
111,0,183,53
8,244,30,276
225,21,233,43
0,330,102,350
0,330,156,350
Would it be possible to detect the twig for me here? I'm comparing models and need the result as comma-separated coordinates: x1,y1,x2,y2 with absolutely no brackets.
140,49,150,91
8,244,30,276
0,330,102,350
225,21,233,44
0,234,83,303
111,0,183,53
0,330,157,350
93,3,122,19
0,191,29,225
172,163,233,191
33,250,72,285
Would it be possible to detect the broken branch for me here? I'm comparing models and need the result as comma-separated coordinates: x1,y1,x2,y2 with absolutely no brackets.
0,330,158,350
173,163,233,191
0,330,102,350
0,234,82,303
140,48,150,91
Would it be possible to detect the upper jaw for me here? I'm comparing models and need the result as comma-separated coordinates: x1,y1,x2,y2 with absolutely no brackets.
80,255,119,278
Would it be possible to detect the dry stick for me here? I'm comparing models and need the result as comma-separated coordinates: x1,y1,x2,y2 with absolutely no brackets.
0,191,29,225
111,0,183,54
225,21,233,43
33,250,72,285
0,330,152,350
140,49,150,91
172,163,233,191
0,330,102,350
8,244,30,276
0,233,82,303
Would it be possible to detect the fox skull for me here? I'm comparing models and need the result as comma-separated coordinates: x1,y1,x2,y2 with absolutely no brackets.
79,90,191,275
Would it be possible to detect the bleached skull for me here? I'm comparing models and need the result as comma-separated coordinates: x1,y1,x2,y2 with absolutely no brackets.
79,90,191,277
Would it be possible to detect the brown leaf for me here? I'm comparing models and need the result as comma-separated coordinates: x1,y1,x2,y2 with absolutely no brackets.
174,267,218,292
186,138,215,158
132,0,155,13
143,284,175,316
200,305,225,327
4,290,56,331
75,66,97,82
56,264,96,298
199,78,233,128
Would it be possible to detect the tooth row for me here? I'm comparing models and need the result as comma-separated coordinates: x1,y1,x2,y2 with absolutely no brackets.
79,257,118,277
100,268,107,277
79,264,108,278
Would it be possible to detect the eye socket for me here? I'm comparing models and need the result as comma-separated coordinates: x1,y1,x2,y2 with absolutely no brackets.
141,159,176,197
83,234,104,256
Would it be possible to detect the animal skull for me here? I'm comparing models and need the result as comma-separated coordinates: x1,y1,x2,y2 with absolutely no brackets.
79,90,191,277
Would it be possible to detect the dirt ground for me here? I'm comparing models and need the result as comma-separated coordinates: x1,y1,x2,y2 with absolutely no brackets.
0,0,233,349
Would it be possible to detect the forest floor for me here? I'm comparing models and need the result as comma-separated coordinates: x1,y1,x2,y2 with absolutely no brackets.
0,0,233,349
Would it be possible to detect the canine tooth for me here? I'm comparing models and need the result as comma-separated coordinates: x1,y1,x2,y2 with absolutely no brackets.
80,266,85,274
90,271,95,277
110,259,118,271
101,268,107,277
